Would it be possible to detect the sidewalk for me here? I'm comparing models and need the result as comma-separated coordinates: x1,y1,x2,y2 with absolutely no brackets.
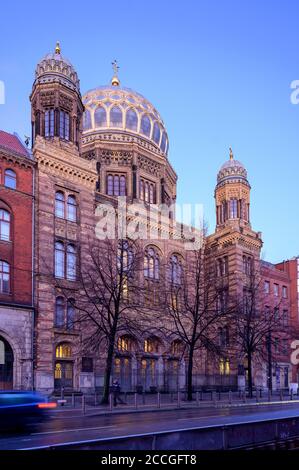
50,393,299,418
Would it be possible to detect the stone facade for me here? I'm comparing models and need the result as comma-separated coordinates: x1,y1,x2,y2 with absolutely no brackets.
1,45,294,394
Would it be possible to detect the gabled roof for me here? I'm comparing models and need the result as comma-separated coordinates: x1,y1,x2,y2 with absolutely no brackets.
0,130,30,158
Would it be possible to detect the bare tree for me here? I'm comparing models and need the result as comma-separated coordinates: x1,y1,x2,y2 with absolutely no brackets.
232,265,285,398
159,246,235,401
69,237,144,404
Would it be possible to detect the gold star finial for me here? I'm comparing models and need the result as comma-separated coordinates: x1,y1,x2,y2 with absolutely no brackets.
55,41,61,54
229,147,234,160
111,59,120,86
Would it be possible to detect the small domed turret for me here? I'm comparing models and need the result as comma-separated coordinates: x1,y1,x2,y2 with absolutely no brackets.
34,42,80,92
215,148,251,229
216,147,249,188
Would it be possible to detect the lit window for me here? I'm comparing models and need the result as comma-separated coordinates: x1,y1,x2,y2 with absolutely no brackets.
4,170,16,189
94,106,107,127
118,336,131,352
55,191,65,218
55,241,65,278
66,244,76,280
45,109,54,137
110,106,123,127
219,358,230,375
55,343,72,358
0,209,10,241
274,284,279,296
0,260,10,293
264,281,270,294
171,340,181,355
144,339,156,353
54,363,62,379
126,108,138,131
67,195,77,222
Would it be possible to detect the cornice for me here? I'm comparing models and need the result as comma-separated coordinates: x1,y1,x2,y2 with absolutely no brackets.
33,137,97,189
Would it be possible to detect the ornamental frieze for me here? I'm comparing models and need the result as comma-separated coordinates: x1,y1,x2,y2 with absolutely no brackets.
99,150,132,166
137,154,162,177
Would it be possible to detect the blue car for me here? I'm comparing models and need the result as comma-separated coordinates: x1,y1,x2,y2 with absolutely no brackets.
0,391,56,431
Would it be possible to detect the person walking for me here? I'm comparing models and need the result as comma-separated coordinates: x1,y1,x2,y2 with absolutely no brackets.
112,379,125,407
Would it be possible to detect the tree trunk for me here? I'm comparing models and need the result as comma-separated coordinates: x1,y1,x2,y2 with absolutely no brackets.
247,353,253,398
187,346,194,401
101,340,115,404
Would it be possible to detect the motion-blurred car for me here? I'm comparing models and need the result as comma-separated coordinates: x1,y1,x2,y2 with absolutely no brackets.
0,391,56,431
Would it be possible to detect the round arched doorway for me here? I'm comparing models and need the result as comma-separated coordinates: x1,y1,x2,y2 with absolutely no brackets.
0,336,14,390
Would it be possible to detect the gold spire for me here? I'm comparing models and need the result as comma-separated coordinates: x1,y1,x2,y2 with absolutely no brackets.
111,59,120,86
229,147,234,160
55,41,61,54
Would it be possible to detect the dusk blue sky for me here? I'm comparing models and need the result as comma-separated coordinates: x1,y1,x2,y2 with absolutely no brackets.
0,0,297,263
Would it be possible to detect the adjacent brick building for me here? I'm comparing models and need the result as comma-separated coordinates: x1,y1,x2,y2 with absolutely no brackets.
0,130,35,389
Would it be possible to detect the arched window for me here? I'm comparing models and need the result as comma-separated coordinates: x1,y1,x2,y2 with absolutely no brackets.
83,109,92,129
110,106,123,127
126,108,138,131
55,191,65,218
4,170,16,189
45,109,55,137
55,241,65,278
107,175,113,195
55,343,72,358
114,175,120,196
230,199,238,219
0,209,10,241
120,175,126,196
139,179,144,200
0,261,10,293
140,115,151,137
170,254,182,285
106,174,126,196
149,184,155,204
144,337,159,353
59,111,70,140
153,122,161,145
160,132,167,153
144,247,160,280
94,106,107,127
171,340,182,355
67,195,77,222
55,297,65,328
118,335,134,352
67,299,75,330
66,244,76,280
144,181,149,202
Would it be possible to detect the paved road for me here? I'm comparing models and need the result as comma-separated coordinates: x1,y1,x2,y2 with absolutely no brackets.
1,402,299,450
